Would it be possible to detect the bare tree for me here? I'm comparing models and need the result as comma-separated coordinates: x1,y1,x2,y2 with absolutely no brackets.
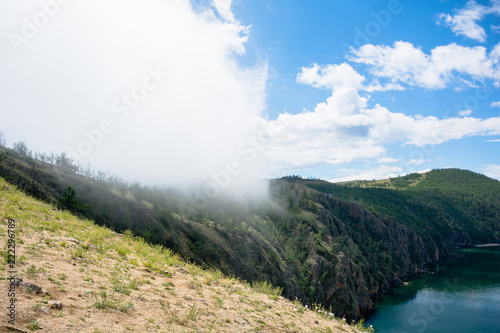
56,153,78,173
96,171,107,183
12,141,32,157
83,162,94,178
35,152,48,165
49,151,56,164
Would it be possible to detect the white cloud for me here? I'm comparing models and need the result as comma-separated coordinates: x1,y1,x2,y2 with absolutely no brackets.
483,164,500,180
266,39,500,173
350,41,429,87
328,165,404,183
408,158,430,165
259,87,500,173
364,81,405,92
259,88,384,172
349,41,500,89
299,41,500,93
296,63,365,90
492,101,500,107
486,138,500,142
211,0,235,23
437,0,500,42
404,115,500,146
297,63,405,92
377,157,399,164
280,3,500,175
0,0,267,191
438,1,487,42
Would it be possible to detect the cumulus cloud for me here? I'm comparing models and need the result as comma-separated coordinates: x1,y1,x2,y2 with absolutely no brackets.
438,1,487,42
459,110,473,116
277,40,500,176
259,85,500,174
259,88,384,173
0,0,267,191
299,41,500,93
492,101,500,107
297,62,405,92
349,41,500,89
296,63,365,90
437,0,500,42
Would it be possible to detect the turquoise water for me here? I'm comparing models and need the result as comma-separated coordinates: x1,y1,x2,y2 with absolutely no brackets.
367,246,500,333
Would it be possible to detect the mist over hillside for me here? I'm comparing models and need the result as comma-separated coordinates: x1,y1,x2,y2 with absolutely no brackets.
1,145,499,320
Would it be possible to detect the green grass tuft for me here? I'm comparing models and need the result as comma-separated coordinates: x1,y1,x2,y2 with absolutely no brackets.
251,281,283,300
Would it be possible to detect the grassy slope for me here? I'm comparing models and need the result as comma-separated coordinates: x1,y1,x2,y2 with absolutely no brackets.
0,177,369,333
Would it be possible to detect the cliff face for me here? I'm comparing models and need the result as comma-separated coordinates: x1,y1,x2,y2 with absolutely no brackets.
295,194,435,318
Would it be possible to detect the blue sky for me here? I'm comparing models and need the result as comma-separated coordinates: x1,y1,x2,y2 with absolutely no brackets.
0,0,499,187
230,0,500,181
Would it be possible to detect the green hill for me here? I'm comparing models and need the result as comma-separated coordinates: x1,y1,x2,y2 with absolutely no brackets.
1,146,499,321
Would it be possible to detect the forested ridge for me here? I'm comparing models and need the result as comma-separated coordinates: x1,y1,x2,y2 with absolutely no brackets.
1,144,499,319
299,170,500,245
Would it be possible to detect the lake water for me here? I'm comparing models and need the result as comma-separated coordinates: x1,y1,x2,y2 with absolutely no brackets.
367,246,500,333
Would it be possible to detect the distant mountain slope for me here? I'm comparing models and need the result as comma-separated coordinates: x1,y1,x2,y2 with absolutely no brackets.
2,147,499,320
298,169,500,245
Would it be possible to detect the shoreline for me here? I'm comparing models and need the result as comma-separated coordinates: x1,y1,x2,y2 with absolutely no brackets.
364,244,496,318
